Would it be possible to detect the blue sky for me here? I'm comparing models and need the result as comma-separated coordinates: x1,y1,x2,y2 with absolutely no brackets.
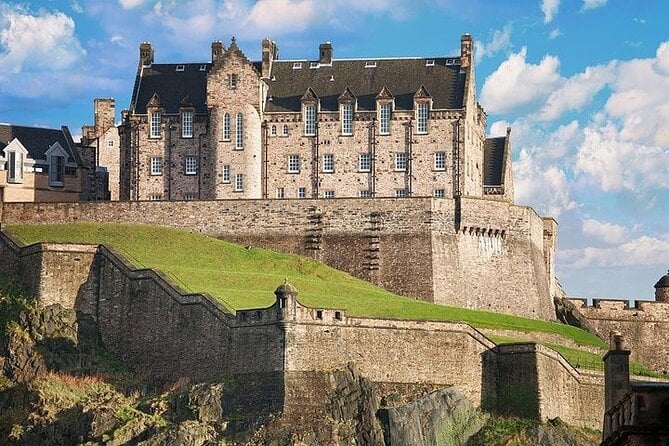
1,0,668,302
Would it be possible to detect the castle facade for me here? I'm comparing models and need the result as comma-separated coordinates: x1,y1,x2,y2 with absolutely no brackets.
119,34,512,203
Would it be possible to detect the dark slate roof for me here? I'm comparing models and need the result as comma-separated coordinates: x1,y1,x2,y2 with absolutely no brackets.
132,63,211,114
265,58,465,113
0,124,79,165
655,271,669,288
483,136,506,186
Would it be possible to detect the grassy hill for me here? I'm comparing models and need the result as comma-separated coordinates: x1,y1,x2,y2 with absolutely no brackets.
6,223,608,353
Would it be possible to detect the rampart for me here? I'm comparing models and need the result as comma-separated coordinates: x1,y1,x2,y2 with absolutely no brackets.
0,232,601,428
568,298,669,373
0,197,556,320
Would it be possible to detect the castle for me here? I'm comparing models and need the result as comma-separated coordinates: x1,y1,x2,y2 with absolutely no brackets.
117,34,510,203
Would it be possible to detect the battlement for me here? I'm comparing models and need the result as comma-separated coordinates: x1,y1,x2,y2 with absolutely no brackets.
567,297,669,318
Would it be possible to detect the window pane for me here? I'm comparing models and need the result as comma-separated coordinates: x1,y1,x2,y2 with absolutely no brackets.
150,112,162,138
379,103,391,134
223,113,230,140
182,112,193,138
304,105,316,136
323,154,334,172
236,113,244,148
341,103,353,135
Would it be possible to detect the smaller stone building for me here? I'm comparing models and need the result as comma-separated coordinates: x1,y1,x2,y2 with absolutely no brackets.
0,124,84,203
81,98,120,200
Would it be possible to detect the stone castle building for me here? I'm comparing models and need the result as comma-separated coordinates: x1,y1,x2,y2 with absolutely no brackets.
81,99,121,201
119,34,513,203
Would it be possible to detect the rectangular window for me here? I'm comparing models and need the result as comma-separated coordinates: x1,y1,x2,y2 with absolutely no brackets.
150,157,163,175
184,193,196,201
323,190,335,199
236,113,244,149
416,102,429,134
7,151,23,183
223,113,231,141
322,153,334,173
304,104,316,136
49,155,65,186
185,155,197,175
434,151,446,170
149,194,162,201
395,189,408,197
341,103,353,135
229,74,238,89
222,165,230,183
288,154,300,173
150,112,162,138
282,124,289,136
379,103,391,135
297,187,306,198
107,140,114,147
276,187,285,199
359,190,370,198
181,111,193,138
395,152,407,171
235,173,243,192
358,153,371,172
434,189,445,198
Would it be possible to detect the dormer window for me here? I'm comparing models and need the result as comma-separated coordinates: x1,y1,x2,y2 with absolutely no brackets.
199,64,207,71
45,142,68,187
6,150,23,183
425,59,435,67
379,103,392,135
304,104,316,136
292,62,302,69
365,61,377,68
175,65,185,72
341,103,353,136
310,62,319,69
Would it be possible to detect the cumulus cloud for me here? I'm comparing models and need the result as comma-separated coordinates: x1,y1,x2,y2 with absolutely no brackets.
474,24,512,63
582,218,628,244
537,62,616,121
564,235,669,268
582,0,607,11
480,47,561,114
245,0,316,34
0,4,86,74
541,0,560,23
575,122,669,192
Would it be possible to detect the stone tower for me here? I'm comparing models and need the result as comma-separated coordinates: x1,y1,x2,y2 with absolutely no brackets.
655,270,669,302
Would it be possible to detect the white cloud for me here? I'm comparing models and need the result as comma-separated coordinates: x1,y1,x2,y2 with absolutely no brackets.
245,0,316,34
474,24,512,63
480,47,561,114
575,122,669,192
71,1,84,13
582,0,607,11
537,62,616,121
119,0,148,9
564,235,669,268
513,147,577,217
0,4,86,74
582,218,628,244
548,28,561,39
541,0,560,23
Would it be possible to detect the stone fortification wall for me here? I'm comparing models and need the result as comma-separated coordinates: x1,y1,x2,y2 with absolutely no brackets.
568,298,669,373
0,234,601,428
1,196,555,320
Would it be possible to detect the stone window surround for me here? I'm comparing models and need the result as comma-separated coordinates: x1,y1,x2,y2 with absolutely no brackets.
340,102,353,136
322,153,334,173
434,189,445,198
276,187,285,199
358,153,371,172
434,151,446,171
297,187,306,198
185,155,198,175
222,164,230,183
323,190,335,199
181,111,193,138
222,113,231,141
303,103,317,136
235,113,244,149
150,111,162,138
395,189,408,197
234,173,244,192
415,101,430,134
394,152,407,171
150,157,163,176
378,101,392,135
287,154,300,173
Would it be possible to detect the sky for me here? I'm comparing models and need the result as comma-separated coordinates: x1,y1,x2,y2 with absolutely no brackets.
1,0,668,302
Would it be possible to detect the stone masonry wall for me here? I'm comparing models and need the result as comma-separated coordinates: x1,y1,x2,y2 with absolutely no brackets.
568,298,669,374
1,197,555,320
0,233,602,428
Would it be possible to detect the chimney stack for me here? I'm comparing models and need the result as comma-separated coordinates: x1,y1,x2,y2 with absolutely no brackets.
460,33,473,69
139,42,153,66
603,331,630,414
211,41,225,64
319,41,333,65
262,38,278,78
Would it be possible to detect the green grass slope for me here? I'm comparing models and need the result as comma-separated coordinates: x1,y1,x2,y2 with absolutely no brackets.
6,223,606,351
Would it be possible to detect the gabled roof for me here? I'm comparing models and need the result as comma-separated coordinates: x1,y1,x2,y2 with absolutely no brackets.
132,63,211,114
0,124,80,166
265,58,465,113
483,136,507,186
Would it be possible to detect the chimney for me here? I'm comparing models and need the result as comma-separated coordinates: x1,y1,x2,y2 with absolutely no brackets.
211,41,225,64
603,332,630,414
262,37,278,78
139,42,153,66
319,41,333,65
460,33,473,69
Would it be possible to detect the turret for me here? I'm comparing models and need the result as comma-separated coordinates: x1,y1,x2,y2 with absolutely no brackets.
275,279,298,321
460,33,473,69
139,42,153,66
654,270,669,302
319,41,333,65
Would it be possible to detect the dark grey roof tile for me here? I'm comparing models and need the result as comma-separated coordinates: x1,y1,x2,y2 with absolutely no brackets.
0,124,79,165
